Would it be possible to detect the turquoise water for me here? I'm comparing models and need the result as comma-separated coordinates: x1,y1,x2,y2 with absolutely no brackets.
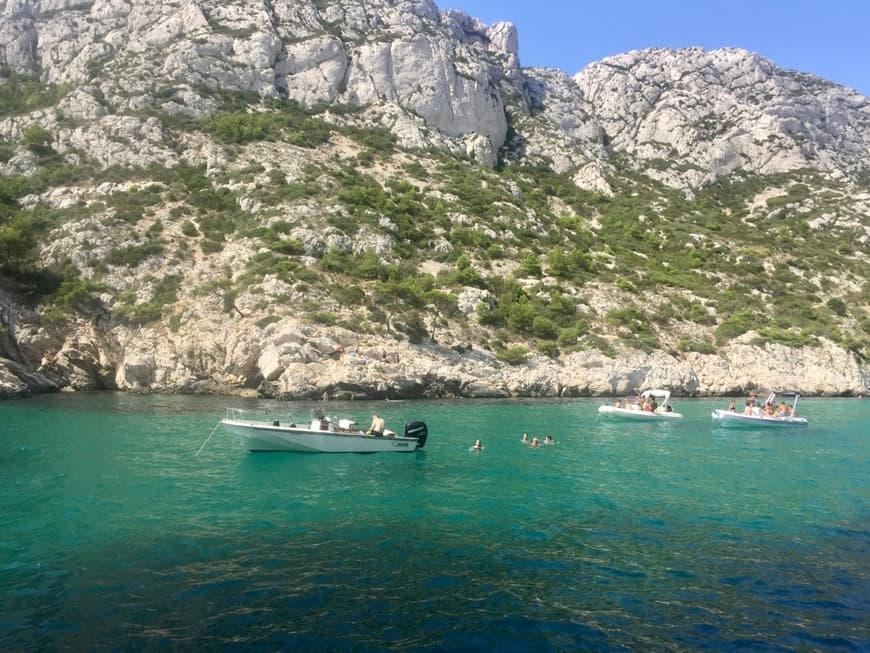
1,393,867,651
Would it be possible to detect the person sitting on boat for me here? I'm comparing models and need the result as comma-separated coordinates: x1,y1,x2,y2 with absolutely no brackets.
763,401,776,417
614,400,624,409
728,399,737,412
367,414,386,436
743,399,754,415
776,402,792,417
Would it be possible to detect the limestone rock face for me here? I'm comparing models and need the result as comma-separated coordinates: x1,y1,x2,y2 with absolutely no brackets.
2,3,867,183
0,358,57,398
517,67,608,176
688,340,864,396
0,0,517,166
570,47,870,186
279,36,348,106
1,298,866,399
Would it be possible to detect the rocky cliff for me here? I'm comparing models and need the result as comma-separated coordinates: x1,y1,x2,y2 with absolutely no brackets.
0,0,868,399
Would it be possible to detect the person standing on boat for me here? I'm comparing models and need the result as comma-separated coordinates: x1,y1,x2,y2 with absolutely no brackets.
367,414,385,436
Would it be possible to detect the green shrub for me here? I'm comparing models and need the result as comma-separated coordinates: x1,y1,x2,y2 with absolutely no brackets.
582,334,616,357
112,301,163,325
105,241,163,267
152,274,180,306
310,310,337,326
496,345,529,365
0,74,70,117
752,328,818,347
200,103,331,147
615,277,637,293
677,337,716,354
537,340,560,358
341,124,397,154
255,315,282,329
506,297,536,333
606,307,647,330
557,326,581,348
548,247,596,282
49,277,105,315
21,124,53,156
452,255,486,288
111,274,180,325
200,239,223,254
826,297,847,317
715,309,760,345
532,315,558,339
190,187,238,214
0,217,39,264
181,220,199,237
107,187,163,224
518,252,541,277
267,237,304,256
543,292,579,327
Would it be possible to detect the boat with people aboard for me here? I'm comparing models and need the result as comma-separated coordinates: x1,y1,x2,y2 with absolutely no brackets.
597,389,683,421
221,408,428,453
711,391,808,429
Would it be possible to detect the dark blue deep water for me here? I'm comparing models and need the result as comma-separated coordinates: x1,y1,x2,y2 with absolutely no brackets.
1,393,867,651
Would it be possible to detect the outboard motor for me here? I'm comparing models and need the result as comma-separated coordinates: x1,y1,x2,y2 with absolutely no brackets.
403,421,428,449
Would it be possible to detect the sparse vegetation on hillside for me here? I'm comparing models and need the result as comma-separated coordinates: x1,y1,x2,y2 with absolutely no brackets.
0,82,867,359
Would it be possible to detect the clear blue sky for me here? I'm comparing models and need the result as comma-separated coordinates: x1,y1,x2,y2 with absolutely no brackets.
440,0,869,96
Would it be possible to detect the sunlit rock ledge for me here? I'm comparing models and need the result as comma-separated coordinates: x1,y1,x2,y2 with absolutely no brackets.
1,330,865,400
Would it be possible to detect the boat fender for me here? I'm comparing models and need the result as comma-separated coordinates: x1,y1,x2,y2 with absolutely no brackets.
403,421,428,449
272,420,280,426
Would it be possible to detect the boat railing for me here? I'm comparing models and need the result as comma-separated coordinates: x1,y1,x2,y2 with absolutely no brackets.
224,407,291,422
223,408,369,433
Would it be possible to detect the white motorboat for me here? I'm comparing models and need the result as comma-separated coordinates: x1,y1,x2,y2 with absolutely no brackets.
221,408,428,453
711,392,808,429
597,389,683,421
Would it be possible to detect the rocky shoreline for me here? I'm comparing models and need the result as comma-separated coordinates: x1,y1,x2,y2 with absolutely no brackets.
2,317,866,400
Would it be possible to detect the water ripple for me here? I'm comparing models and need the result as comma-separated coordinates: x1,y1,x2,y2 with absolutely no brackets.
0,395,867,650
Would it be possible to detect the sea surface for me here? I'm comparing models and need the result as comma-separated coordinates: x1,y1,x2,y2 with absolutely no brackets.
0,393,867,651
